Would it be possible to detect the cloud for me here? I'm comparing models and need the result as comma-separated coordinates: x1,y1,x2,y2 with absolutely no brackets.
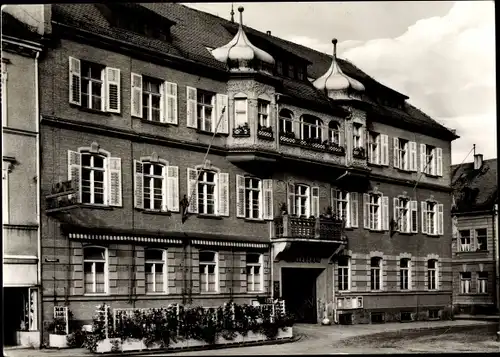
286,1,496,165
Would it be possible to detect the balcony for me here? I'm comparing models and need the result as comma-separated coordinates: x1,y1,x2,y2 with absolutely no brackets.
273,215,346,243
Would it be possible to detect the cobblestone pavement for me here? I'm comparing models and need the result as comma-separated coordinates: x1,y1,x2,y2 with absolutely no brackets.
4,320,499,357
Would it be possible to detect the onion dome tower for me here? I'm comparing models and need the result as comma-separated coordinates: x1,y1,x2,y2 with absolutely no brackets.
313,39,365,100
212,6,275,73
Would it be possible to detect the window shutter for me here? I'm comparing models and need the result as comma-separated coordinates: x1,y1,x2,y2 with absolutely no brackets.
331,188,338,216
236,175,246,218
437,203,444,235
375,135,381,164
382,196,389,231
393,137,400,168
420,144,426,173
105,67,121,113
164,81,178,124
350,192,358,227
131,73,143,118
108,157,122,207
218,172,229,216
287,183,295,215
216,93,229,134
363,193,369,229
263,179,274,220
186,86,197,128
393,197,399,231
167,166,179,212
367,137,373,163
436,147,443,176
68,150,82,203
311,186,320,217
133,160,144,209
421,201,428,234
471,229,476,251
381,134,389,166
410,200,418,233
409,141,417,171
187,168,199,213
69,57,81,105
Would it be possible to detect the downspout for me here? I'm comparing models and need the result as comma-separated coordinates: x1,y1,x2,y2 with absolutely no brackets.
493,204,499,339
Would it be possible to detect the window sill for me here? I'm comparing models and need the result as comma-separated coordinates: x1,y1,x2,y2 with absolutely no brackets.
198,291,220,295
368,229,386,233
146,292,169,295
426,233,441,237
244,218,267,224
424,173,440,178
84,293,109,297
396,168,414,174
197,214,223,220
140,209,171,216
139,118,170,127
246,291,265,294
196,129,228,137
367,162,384,168
80,204,114,210
70,104,111,116
457,250,489,254
396,231,415,236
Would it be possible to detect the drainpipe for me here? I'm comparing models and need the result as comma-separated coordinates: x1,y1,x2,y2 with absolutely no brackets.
35,50,42,345
494,204,499,340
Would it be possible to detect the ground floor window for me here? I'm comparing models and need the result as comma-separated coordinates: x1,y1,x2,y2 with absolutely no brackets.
460,272,471,294
477,272,488,293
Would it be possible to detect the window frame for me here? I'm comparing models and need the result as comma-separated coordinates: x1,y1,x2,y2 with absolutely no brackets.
257,99,270,128
81,60,105,111
300,115,322,140
368,194,381,231
234,97,248,128
145,248,168,294
246,253,264,293
352,123,363,148
142,161,166,211
370,257,382,291
81,152,107,205
427,259,438,291
83,246,108,295
197,89,215,132
458,230,472,252
2,160,10,224
424,145,436,175
142,76,162,122
477,272,488,294
368,131,380,164
199,250,219,293
198,169,218,215
295,184,310,217
399,258,411,290
336,190,350,226
460,271,472,294
328,121,341,145
338,256,351,292
395,197,411,233
475,228,488,251
279,109,294,134
398,138,409,171
244,177,262,220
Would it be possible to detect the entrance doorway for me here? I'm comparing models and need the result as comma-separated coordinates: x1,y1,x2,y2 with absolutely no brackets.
281,268,323,323
3,287,37,346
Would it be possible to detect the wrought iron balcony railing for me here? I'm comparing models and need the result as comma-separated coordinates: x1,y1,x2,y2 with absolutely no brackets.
273,215,346,242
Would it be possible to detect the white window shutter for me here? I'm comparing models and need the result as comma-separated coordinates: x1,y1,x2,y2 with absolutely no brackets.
108,157,122,207
437,203,444,235
311,187,320,217
167,166,179,212
236,175,246,218
393,197,399,231
350,192,358,228
133,160,144,209
68,150,82,203
410,200,418,233
69,57,81,105
393,137,400,169
420,144,426,173
331,188,338,216
381,134,389,166
105,67,121,113
263,179,274,220
436,148,443,177
131,73,143,118
363,193,370,229
186,86,197,128
187,168,199,213
216,94,229,134
421,201,428,234
409,141,417,171
374,135,380,164
367,137,373,163
165,81,178,124
287,183,295,215
218,172,229,217
471,229,476,251
382,196,389,231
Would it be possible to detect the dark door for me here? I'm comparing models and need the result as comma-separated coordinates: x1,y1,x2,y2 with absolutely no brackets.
281,268,322,323
3,288,26,346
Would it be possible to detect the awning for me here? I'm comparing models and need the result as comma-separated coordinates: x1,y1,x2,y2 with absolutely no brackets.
68,233,182,245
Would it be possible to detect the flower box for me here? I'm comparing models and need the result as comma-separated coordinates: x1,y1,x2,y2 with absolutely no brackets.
49,334,68,349
257,129,274,140
16,331,40,348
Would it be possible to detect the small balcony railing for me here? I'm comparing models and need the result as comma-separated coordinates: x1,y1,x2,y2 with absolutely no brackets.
274,215,346,242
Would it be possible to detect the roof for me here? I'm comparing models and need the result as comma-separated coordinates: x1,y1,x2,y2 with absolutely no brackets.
50,3,457,139
1,11,43,43
451,158,497,213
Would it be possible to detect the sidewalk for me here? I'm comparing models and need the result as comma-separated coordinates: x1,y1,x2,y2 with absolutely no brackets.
4,319,498,357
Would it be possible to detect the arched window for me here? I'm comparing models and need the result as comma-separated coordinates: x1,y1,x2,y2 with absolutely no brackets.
300,115,322,140
199,251,218,292
83,246,108,294
145,249,167,293
81,152,107,205
328,121,340,145
279,109,294,134
370,257,382,291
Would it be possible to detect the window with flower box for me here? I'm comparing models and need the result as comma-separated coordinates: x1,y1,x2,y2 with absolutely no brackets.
199,251,218,293
246,253,263,292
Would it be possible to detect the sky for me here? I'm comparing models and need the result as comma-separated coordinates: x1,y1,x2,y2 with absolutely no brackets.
185,1,496,165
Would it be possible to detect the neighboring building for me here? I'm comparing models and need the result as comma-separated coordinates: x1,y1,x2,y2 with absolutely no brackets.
451,155,498,314
2,10,44,347
33,3,458,343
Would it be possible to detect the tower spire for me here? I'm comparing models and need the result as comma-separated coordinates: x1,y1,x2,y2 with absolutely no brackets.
230,3,235,22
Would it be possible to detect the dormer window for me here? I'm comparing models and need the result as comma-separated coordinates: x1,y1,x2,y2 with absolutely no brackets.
276,60,283,75
297,66,304,80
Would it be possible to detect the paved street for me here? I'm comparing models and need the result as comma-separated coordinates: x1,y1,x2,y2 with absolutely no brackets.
4,319,499,357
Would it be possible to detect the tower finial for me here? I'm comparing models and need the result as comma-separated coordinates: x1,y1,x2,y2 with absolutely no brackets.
238,6,244,26
230,3,235,23
332,38,338,58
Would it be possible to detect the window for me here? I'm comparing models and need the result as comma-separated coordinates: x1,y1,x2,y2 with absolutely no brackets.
335,190,349,222
245,178,261,219
198,170,217,215
352,124,362,148
246,253,263,292
295,184,310,217
338,256,350,291
364,193,388,231
234,97,248,128
475,229,487,251
236,176,273,220
83,246,107,294
143,162,165,211
257,100,270,128
421,201,443,235
420,144,442,176
287,183,319,217
459,230,471,252
81,153,106,205
81,61,104,111
370,257,382,290
287,64,295,78
279,109,294,134
2,161,9,224
328,122,340,145
427,259,438,290
297,66,304,80
400,259,410,290
276,60,283,75
199,251,218,293
460,272,471,294
197,90,215,131
395,138,409,170
332,190,358,228
394,197,417,233
368,132,380,164
2,61,7,127
300,115,322,140
477,272,488,293
142,77,162,122
145,249,167,293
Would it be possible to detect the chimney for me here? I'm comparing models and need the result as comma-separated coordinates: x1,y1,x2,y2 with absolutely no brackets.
474,153,483,170
266,30,271,36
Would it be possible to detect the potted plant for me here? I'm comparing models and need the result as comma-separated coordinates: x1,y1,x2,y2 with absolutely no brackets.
48,317,68,348
352,146,366,158
233,122,250,136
